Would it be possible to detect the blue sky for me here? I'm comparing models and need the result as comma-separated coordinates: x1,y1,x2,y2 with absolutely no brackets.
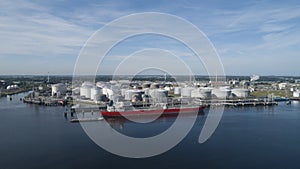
0,0,300,76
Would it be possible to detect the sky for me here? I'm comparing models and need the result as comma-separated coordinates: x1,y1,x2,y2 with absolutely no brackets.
0,0,300,76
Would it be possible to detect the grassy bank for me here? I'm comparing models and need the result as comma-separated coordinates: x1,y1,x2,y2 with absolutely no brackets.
250,90,292,98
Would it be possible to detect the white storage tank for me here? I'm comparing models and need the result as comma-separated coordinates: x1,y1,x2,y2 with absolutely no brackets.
72,87,80,95
191,87,212,98
149,89,168,102
80,85,92,99
181,87,194,97
102,87,115,100
231,88,250,98
96,82,105,88
82,81,94,87
174,87,181,95
212,88,231,98
150,83,160,89
121,88,127,97
52,83,67,96
124,90,144,100
91,86,102,100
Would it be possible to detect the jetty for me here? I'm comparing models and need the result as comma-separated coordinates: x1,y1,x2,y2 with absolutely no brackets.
199,99,278,107
69,117,104,123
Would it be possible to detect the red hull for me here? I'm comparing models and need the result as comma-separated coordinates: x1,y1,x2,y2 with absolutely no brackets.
101,106,204,117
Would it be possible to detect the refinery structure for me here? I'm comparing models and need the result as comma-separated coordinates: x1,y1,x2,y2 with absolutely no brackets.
69,79,252,106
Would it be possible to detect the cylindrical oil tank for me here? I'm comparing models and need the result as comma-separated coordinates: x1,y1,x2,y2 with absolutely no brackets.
212,88,231,98
91,86,102,100
231,88,250,98
72,87,80,95
80,85,92,99
149,89,168,102
174,87,181,95
102,87,115,99
124,90,144,100
52,83,67,96
121,88,127,96
96,82,105,88
191,87,212,98
150,83,159,89
181,87,194,97
82,81,94,87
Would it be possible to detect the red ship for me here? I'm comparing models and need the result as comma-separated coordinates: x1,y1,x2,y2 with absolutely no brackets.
101,102,204,117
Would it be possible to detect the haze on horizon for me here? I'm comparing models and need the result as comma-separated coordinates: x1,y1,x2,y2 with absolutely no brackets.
0,0,300,76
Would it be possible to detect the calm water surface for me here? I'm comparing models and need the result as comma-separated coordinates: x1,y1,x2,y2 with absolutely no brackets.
1,92,300,169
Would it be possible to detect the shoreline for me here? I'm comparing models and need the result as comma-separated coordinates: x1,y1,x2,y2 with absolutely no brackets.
0,88,32,97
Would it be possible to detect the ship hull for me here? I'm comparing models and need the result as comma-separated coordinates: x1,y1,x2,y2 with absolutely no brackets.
101,106,204,117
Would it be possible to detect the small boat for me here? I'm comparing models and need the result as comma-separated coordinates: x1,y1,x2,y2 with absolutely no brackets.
274,97,290,102
101,101,204,117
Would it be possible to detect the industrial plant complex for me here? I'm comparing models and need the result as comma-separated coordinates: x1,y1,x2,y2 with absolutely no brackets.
0,75,295,107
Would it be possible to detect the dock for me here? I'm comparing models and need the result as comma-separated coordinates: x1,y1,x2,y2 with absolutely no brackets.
70,117,104,123
199,99,278,107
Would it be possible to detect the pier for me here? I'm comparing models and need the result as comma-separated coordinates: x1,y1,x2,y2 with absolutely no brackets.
70,117,104,123
199,99,278,107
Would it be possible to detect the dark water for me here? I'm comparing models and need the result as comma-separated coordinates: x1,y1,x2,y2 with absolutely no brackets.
1,92,300,169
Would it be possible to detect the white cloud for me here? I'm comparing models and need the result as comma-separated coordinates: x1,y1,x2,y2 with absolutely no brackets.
0,0,299,75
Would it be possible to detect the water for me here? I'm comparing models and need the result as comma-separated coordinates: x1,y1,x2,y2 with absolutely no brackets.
1,92,300,169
